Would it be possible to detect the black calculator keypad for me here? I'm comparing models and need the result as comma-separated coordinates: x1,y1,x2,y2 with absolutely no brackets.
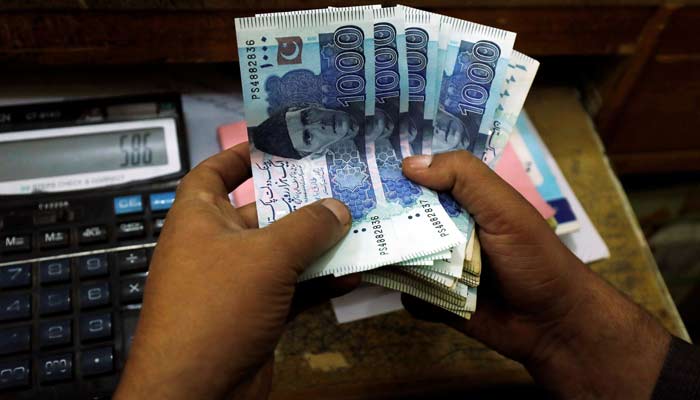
120,276,146,304
80,313,112,342
39,287,72,316
121,312,140,359
1,234,32,254
79,282,111,309
81,347,114,377
116,221,145,240
0,293,32,321
78,254,110,279
116,249,148,273
39,259,71,284
39,353,73,383
38,230,70,250
153,217,166,235
0,263,32,289
78,225,109,244
0,359,31,389
0,326,31,355
0,185,176,398
39,319,72,348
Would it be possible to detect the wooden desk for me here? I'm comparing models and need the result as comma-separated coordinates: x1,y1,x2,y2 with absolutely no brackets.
270,87,689,399
2,2,700,173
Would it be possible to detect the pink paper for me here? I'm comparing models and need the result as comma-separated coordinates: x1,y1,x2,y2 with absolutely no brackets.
217,120,255,206
495,143,556,219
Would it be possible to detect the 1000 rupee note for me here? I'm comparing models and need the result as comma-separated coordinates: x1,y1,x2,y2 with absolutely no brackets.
479,51,540,167
235,9,464,279
363,268,477,318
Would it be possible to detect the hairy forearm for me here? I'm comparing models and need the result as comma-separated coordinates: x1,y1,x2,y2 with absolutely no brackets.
527,267,671,399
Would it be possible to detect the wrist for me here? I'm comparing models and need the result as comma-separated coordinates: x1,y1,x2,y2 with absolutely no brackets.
114,325,250,400
526,269,670,399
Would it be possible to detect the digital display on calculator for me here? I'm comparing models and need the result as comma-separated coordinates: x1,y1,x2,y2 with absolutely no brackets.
0,128,168,181
0,118,182,195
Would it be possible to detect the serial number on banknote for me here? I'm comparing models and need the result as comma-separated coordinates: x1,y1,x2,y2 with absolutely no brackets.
371,215,389,255
419,200,449,237
244,40,262,100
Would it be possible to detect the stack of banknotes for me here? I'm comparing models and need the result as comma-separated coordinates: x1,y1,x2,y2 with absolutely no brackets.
235,5,539,319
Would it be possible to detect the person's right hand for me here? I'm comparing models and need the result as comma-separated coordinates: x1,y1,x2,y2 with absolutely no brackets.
401,151,671,399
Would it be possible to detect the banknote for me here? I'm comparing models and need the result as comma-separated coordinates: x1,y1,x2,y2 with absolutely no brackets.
256,4,379,17
363,268,477,318
397,6,440,157
433,17,515,157
428,18,516,278
360,6,468,276
407,267,457,287
479,51,540,167
253,3,456,271
235,9,464,279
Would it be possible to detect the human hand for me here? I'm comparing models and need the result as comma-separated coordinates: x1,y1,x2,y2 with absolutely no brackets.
401,151,670,399
114,144,358,400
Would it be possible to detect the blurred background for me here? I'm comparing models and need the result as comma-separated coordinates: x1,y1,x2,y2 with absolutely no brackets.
0,1,698,397
2,0,698,339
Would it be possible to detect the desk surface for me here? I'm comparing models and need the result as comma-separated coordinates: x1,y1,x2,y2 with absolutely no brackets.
270,86,689,400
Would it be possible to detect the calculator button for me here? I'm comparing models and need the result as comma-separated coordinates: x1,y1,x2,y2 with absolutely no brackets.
34,211,58,225
39,353,73,383
0,264,32,289
153,217,166,235
114,195,143,215
80,313,112,342
117,221,146,239
149,191,176,212
39,259,71,284
121,276,146,304
0,326,31,355
116,249,148,273
81,347,114,376
0,293,31,321
80,281,111,309
122,311,140,359
40,319,72,348
1,234,31,253
39,229,69,249
78,254,109,279
40,287,71,315
0,359,31,389
79,225,108,244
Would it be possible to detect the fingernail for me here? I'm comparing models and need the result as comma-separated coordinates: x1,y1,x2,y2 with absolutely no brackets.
321,198,351,225
405,155,432,170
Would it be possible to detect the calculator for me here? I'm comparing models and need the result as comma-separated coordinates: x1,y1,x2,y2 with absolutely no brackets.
0,94,189,399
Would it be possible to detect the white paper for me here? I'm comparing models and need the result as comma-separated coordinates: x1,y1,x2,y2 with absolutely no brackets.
331,285,403,324
529,120,610,264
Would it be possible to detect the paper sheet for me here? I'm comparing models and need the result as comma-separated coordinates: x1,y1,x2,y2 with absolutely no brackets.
530,126,611,264
495,143,556,219
330,285,404,324
217,120,255,206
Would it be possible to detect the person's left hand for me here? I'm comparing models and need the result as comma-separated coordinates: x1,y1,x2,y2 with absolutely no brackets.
114,144,358,400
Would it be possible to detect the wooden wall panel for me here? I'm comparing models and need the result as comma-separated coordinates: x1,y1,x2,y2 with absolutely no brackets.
0,7,652,66
0,0,687,10
438,8,652,56
655,7,700,55
606,58,700,154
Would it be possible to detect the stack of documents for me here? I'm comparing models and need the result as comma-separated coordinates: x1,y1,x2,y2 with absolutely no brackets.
234,5,541,319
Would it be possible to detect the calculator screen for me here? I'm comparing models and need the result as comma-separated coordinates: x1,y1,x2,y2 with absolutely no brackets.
0,118,182,195
0,128,168,181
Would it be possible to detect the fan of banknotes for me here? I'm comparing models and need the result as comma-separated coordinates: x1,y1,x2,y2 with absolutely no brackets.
234,5,539,319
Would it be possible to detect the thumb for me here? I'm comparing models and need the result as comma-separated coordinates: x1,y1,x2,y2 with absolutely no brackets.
402,151,546,236
260,199,351,274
